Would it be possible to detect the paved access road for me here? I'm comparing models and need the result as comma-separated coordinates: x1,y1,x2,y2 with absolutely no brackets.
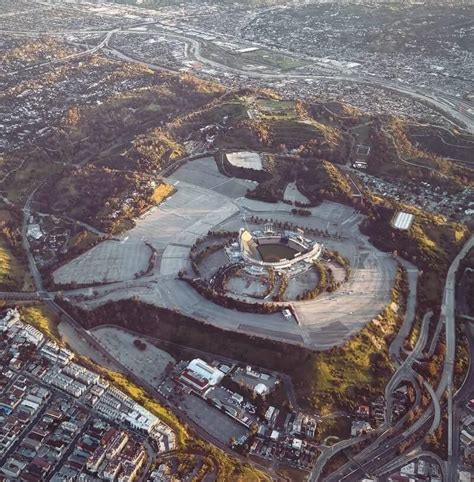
438,236,474,467
385,311,432,424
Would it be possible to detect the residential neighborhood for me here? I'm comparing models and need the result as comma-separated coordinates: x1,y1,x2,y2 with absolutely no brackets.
0,308,176,481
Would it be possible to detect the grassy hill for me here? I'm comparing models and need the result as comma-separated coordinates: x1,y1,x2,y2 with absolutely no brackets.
297,160,354,205
0,237,24,291
37,165,174,233
11,82,358,232
0,52,368,238
0,209,31,291
21,73,225,232
407,124,474,165
367,118,474,192
361,196,469,312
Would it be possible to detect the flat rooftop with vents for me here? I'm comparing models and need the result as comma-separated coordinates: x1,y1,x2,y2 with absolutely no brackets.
392,211,414,230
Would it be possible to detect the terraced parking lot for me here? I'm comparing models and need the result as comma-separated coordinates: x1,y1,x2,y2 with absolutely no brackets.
57,157,397,350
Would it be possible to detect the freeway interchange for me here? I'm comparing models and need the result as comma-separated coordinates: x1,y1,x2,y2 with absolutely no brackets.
2,16,473,132
103,28,474,132
308,236,473,482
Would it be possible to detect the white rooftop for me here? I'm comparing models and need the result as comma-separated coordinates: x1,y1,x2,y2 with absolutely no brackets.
187,358,224,386
226,151,263,171
392,211,414,230
254,383,269,396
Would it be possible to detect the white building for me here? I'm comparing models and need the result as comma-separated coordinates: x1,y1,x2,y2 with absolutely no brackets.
27,224,43,240
254,383,269,397
179,358,225,391
0,309,20,331
392,211,414,230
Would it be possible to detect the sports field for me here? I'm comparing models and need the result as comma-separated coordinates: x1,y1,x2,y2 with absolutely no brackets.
257,243,297,262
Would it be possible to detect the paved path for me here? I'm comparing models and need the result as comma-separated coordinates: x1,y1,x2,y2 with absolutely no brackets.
385,311,432,423
389,257,419,365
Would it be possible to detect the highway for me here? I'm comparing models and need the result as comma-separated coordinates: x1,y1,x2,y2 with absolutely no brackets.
3,7,473,479
385,311,432,424
451,320,474,481
319,237,474,481
141,24,474,132
11,162,407,481
377,447,447,480
2,22,472,132
444,236,474,481
6,29,116,77
308,433,370,482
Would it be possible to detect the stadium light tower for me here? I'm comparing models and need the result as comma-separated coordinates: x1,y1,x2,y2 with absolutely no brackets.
241,211,250,232
264,223,274,234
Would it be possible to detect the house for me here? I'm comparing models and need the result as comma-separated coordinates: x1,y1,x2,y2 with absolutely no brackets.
355,405,370,418
351,420,372,436
1,458,27,478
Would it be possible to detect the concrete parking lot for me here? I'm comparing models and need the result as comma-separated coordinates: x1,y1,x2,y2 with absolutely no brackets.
179,393,249,444
59,158,397,350
91,326,175,385
53,238,150,285
283,182,309,204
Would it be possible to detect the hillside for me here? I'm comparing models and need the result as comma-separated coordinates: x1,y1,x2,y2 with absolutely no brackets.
2,76,359,234
367,117,474,191
297,160,354,205
361,197,469,312
19,73,224,231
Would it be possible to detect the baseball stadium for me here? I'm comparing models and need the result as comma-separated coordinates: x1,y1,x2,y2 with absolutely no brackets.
238,227,322,271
